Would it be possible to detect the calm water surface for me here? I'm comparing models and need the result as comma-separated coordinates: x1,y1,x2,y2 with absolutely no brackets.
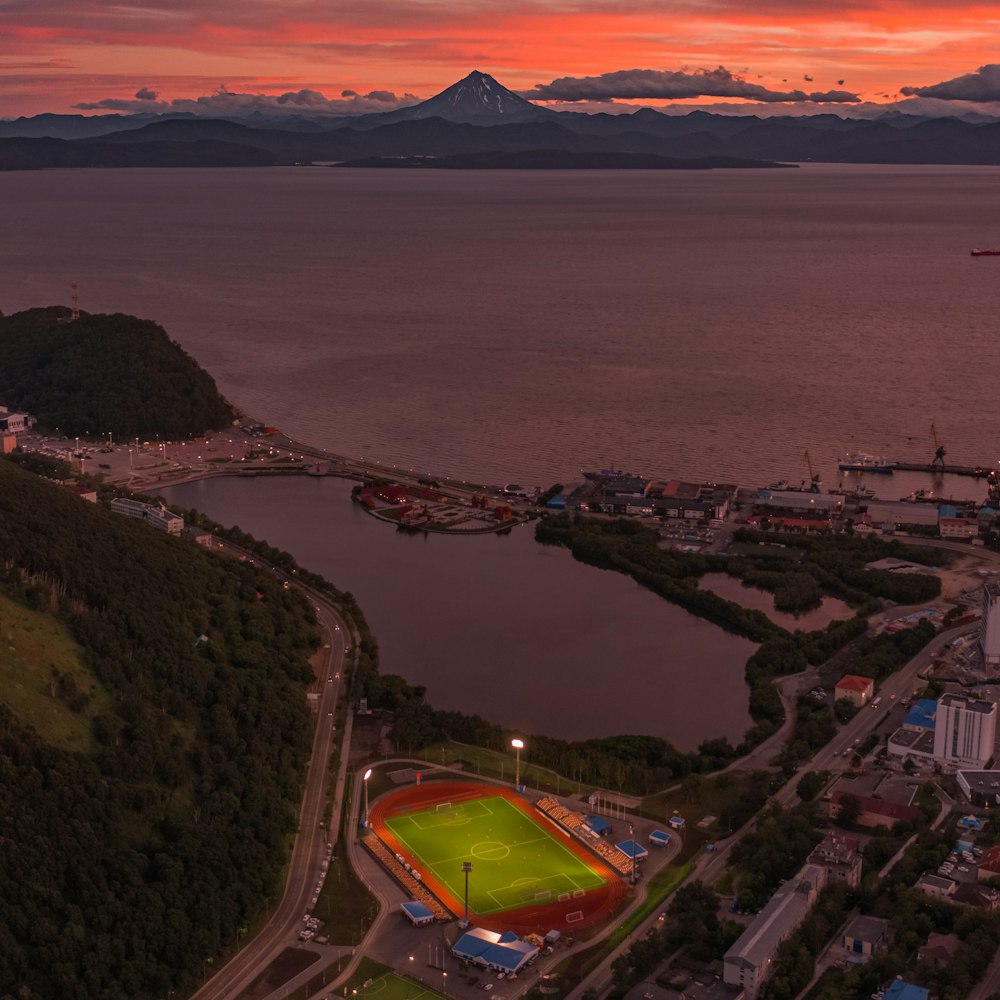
164,476,756,749
2,164,999,489
699,572,854,632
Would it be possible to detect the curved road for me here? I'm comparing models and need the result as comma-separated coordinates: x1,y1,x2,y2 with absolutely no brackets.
191,552,349,1000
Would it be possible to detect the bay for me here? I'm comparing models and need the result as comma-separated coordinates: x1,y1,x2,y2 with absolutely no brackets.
163,476,756,749
2,164,999,491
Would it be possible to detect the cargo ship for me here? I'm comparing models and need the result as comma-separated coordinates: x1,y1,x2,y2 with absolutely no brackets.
838,452,895,473
971,249,1000,256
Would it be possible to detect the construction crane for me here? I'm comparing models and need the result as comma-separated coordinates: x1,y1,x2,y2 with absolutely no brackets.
804,450,821,493
931,423,946,470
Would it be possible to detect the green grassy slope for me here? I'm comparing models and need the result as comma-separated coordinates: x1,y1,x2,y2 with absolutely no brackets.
0,457,320,999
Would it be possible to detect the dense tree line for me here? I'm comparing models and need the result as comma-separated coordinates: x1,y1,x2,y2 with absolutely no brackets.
0,460,318,999
0,307,235,438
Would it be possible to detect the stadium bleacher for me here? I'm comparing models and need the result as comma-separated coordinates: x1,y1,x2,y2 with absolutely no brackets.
363,834,451,920
535,797,632,876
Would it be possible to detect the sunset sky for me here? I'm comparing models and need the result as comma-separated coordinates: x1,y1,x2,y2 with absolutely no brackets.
2,0,1000,118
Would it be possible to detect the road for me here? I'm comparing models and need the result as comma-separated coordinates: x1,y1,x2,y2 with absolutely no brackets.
564,620,973,1000
190,550,350,1000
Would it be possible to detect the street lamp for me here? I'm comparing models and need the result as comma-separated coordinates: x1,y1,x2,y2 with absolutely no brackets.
461,861,473,928
363,768,373,827
511,738,524,789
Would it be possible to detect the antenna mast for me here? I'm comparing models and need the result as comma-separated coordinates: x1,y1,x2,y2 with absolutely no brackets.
70,282,79,321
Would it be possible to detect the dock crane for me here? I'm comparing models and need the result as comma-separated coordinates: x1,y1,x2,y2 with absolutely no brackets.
804,450,821,493
930,423,946,471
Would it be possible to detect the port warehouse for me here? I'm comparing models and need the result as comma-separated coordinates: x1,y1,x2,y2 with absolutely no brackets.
550,470,999,542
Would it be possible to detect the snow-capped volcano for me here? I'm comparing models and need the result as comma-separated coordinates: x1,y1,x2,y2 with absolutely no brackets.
377,71,553,124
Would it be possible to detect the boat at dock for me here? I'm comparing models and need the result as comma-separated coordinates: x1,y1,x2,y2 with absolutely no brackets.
838,452,894,473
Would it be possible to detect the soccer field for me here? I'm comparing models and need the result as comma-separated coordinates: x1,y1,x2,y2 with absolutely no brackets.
385,795,607,916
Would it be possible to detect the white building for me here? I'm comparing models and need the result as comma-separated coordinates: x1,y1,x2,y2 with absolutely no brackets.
982,583,1000,669
932,694,997,770
110,497,184,536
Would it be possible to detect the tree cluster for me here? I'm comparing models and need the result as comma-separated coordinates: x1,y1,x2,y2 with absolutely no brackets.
0,460,318,999
0,307,235,438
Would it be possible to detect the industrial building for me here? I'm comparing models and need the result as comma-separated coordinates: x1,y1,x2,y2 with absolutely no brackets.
956,769,1000,807
723,864,826,999
841,915,889,960
932,694,997,770
862,501,940,531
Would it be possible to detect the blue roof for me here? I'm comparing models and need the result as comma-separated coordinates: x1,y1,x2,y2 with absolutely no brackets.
883,982,929,1000
452,929,538,972
615,839,648,858
546,496,567,509
959,815,984,830
905,699,937,730
649,829,671,843
401,901,434,920
587,816,612,833
939,504,957,519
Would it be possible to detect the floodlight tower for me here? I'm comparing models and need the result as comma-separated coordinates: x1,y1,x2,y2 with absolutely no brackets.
70,282,79,321
363,768,373,827
460,861,473,928
511,738,524,788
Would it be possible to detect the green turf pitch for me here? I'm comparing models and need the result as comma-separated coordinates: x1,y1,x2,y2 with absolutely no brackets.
354,972,445,1000
385,796,607,915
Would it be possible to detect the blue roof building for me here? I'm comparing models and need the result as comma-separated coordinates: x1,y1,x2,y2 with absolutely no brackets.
452,928,539,973
883,981,929,1000
400,901,435,926
648,829,671,847
586,816,612,836
904,699,937,731
615,839,648,862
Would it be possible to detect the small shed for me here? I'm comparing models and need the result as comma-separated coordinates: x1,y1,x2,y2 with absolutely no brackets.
586,816,612,837
648,829,671,847
401,901,435,927
615,839,648,862
668,815,686,831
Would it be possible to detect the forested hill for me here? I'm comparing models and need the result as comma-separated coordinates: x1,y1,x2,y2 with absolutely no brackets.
0,458,319,998
0,307,235,438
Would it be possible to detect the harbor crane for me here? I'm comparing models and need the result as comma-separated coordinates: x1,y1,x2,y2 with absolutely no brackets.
930,423,946,471
804,450,821,493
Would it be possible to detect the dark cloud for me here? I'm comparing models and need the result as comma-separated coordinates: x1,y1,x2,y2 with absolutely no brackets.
521,68,861,104
74,96,169,111
74,85,417,117
901,64,1000,102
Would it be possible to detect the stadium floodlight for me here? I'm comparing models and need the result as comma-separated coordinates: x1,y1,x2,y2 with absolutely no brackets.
511,738,524,788
363,768,373,827
461,861,474,928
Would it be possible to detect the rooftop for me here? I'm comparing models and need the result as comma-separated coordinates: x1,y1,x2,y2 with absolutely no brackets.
836,674,874,693
904,699,937,730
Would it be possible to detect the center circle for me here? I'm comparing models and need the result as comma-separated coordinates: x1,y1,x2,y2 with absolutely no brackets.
470,841,510,861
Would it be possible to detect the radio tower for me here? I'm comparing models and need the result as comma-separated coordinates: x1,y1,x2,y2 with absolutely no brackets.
70,282,80,321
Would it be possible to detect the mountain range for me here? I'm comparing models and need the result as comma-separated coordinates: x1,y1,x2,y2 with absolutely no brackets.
2,70,1000,169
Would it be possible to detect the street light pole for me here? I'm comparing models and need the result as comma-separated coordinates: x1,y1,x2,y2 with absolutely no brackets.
363,768,373,827
511,738,524,789
461,861,473,928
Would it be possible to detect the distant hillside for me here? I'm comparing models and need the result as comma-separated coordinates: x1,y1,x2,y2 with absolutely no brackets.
335,149,794,169
0,307,236,438
0,457,318,998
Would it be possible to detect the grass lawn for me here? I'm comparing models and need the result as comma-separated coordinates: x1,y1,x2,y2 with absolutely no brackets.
0,590,111,752
385,795,607,916
351,970,446,1000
